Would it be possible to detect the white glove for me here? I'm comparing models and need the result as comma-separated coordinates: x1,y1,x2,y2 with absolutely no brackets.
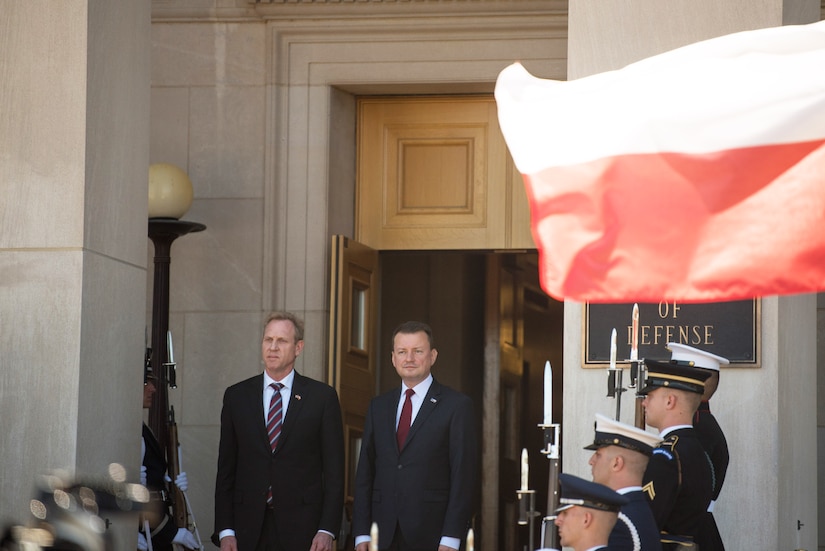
140,465,147,487
175,472,188,492
165,472,189,492
172,528,199,550
137,532,148,551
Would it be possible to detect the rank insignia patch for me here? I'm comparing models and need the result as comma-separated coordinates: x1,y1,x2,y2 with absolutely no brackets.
642,481,655,500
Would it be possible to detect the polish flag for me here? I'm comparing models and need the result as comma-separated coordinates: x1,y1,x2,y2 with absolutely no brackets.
495,21,825,304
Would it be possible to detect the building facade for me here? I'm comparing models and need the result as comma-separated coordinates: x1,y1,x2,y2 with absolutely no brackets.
2,1,824,549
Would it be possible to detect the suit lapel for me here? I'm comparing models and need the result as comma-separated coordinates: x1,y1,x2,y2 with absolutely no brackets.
384,388,403,453
276,371,306,450
249,374,270,451
401,379,442,450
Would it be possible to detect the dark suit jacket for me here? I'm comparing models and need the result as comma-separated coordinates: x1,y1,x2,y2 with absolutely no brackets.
213,371,344,551
352,378,479,551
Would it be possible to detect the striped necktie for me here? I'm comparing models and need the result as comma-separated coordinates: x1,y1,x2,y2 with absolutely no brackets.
267,382,284,452
266,382,284,504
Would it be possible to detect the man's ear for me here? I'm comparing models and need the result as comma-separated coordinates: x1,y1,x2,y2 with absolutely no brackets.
613,454,625,472
582,510,594,528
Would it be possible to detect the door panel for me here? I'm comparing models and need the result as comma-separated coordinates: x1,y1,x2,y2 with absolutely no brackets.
328,235,379,526
358,96,534,250
498,257,524,551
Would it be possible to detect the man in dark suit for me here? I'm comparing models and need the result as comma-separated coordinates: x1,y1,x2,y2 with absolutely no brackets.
639,361,713,551
585,413,662,551
213,312,345,551
667,342,730,551
352,321,478,551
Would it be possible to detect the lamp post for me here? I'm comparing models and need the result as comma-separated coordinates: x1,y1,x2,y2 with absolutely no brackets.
146,163,206,449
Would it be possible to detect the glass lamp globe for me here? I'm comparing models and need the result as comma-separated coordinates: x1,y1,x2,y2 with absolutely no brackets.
148,163,194,219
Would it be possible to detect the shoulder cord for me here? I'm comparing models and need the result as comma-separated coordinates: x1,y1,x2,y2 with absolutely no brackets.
669,435,682,488
617,511,641,551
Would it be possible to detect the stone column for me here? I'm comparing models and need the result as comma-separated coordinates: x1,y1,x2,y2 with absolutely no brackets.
562,2,819,548
0,0,151,544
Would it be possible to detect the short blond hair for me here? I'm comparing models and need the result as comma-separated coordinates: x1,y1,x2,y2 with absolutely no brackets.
263,311,304,342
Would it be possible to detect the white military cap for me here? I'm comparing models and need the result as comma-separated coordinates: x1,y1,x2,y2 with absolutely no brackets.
667,342,730,372
584,413,662,455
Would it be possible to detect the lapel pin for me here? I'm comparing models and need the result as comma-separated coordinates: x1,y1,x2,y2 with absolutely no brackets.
295,395,302,400
430,398,437,403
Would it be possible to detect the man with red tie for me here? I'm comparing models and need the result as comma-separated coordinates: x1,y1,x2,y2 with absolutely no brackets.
353,321,479,551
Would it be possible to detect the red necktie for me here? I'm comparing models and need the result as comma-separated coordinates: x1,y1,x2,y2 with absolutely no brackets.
397,388,414,449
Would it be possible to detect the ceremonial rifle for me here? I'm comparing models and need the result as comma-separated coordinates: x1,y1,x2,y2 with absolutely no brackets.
539,422,561,551
627,304,646,429
628,358,647,429
608,357,646,429
162,331,190,533
167,406,187,529
143,345,156,551
162,333,205,550
539,361,560,551
605,328,628,421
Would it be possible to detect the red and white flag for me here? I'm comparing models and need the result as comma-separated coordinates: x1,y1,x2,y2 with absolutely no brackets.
495,21,825,303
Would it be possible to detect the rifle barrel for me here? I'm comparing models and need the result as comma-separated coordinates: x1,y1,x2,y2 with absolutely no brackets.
167,408,189,529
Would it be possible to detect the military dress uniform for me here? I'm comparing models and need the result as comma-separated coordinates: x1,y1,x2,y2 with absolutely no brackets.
142,423,178,551
642,428,712,548
611,490,663,551
692,402,728,551
639,361,713,550
584,413,662,551
668,342,731,551
556,474,629,551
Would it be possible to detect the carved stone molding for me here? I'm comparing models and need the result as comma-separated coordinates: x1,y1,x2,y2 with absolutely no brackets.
152,0,567,22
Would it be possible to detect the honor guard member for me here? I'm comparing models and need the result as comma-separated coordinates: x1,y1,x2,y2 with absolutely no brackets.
639,361,713,551
585,413,663,551
141,361,199,551
553,473,629,551
667,343,730,551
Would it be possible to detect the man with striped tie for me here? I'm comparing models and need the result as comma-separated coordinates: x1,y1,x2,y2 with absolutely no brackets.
213,312,345,551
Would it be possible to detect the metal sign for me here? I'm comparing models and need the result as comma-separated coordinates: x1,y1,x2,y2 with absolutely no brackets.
583,299,760,368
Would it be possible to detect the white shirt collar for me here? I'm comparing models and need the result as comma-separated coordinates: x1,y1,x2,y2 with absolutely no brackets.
264,368,295,390
660,424,692,438
403,374,434,396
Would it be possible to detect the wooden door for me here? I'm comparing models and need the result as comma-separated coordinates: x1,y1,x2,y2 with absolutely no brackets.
327,235,379,547
497,256,526,551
